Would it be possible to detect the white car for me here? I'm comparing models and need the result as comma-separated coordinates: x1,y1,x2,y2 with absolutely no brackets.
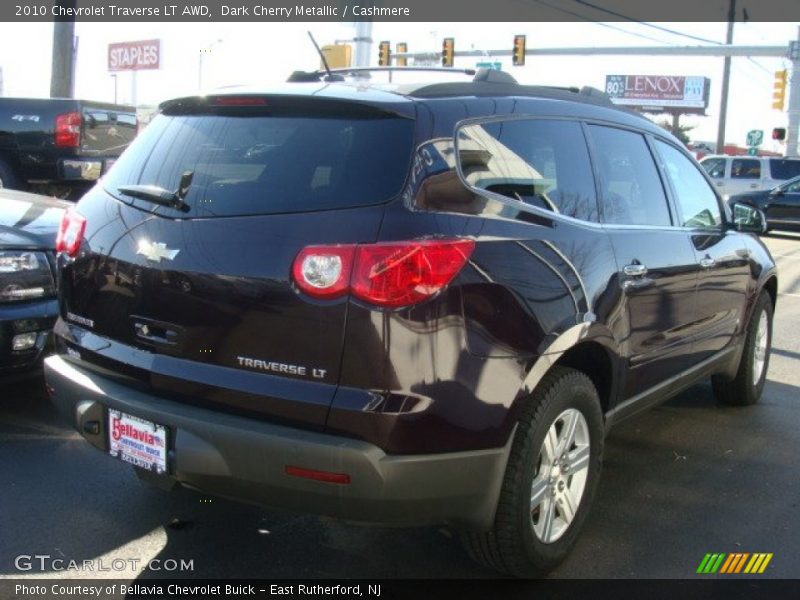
700,154,800,197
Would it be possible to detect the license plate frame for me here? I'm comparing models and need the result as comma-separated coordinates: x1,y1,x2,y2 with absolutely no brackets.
107,409,169,474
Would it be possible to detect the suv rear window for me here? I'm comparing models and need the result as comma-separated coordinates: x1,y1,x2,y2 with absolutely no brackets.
769,158,800,180
103,107,414,217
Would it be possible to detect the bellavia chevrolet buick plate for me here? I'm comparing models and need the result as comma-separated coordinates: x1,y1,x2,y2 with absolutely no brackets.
44,68,777,577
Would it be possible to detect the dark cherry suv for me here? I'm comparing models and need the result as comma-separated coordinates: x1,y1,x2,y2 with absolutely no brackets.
44,69,777,576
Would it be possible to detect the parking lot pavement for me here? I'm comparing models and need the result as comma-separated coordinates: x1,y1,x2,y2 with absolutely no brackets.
1,232,799,580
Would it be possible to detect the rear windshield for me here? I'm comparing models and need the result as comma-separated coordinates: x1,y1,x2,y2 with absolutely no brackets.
769,159,800,180
103,108,414,217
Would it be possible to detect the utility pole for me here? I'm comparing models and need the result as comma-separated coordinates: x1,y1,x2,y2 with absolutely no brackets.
715,0,736,154
50,0,77,98
786,28,800,156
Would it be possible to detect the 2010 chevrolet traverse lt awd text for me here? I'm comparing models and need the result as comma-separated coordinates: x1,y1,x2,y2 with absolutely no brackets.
44,69,777,577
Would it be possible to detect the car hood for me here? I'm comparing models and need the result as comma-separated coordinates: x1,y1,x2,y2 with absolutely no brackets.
0,189,69,249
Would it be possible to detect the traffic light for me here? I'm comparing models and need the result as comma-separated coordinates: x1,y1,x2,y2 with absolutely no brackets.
396,43,408,67
442,38,454,68
321,44,351,69
773,69,787,110
512,35,526,66
772,127,787,141
378,41,391,67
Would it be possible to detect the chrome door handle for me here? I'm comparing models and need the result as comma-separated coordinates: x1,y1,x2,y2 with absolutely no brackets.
623,263,648,277
715,181,724,186
750,183,758,189
699,257,716,269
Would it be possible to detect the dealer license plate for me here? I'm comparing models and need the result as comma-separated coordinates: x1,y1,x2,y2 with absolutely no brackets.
108,409,168,474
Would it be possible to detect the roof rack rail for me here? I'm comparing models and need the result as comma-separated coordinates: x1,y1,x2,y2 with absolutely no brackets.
579,86,608,98
287,66,478,83
330,66,478,77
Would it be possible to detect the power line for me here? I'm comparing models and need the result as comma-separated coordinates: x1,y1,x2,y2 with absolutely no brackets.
745,58,773,76
530,0,677,46
569,0,725,46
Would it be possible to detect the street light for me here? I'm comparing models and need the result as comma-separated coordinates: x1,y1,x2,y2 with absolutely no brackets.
198,38,223,91
110,74,118,104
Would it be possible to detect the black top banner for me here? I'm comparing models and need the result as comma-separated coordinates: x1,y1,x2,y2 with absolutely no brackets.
7,0,800,22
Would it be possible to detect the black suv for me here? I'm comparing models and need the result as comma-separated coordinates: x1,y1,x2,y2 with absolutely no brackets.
44,69,777,577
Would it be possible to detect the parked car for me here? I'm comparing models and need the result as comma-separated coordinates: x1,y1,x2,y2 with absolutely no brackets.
0,97,137,199
44,69,777,577
700,154,800,197
728,173,800,233
0,188,67,379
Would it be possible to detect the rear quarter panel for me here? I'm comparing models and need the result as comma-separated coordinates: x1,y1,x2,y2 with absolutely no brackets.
327,101,622,453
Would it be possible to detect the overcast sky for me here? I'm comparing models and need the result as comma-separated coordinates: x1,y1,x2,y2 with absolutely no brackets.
0,21,796,150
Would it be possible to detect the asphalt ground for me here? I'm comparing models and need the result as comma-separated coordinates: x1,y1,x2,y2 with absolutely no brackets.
1,232,799,581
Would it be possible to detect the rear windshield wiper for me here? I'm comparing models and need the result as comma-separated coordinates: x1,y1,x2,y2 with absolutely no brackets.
117,171,193,213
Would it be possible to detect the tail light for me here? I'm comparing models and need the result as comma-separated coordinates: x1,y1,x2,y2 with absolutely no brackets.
292,239,475,308
55,209,87,258
55,111,82,148
212,96,268,106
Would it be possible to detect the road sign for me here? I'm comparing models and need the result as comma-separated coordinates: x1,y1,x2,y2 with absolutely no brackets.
746,130,764,147
476,61,502,70
747,147,759,156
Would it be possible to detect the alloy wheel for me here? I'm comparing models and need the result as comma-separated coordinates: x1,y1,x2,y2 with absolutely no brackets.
530,408,590,544
753,309,769,385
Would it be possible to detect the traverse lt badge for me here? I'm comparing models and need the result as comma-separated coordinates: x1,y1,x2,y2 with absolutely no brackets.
137,240,179,263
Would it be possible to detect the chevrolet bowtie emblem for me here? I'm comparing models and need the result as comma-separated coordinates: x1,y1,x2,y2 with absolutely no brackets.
137,240,179,263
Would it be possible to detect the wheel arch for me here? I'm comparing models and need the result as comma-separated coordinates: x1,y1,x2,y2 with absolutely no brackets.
515,323,620,421
762,274,778,311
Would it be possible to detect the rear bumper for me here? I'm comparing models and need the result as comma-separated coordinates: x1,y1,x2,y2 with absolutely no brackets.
44,354,511,530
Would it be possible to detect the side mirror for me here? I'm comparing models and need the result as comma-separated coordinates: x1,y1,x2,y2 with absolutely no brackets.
731,202,767,234
769,188,784,196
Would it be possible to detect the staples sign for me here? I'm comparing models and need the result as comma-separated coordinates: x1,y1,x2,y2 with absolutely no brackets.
108,39,161,72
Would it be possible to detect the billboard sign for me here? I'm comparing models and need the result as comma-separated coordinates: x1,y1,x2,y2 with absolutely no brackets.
605,75,710,113
108,39,161,72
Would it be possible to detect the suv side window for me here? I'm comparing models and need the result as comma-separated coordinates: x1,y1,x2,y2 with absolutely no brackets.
769,158,800,180
731,159,761,179
701,157,726,178
588,125,671,227
456,118,598,222
655,140,722,229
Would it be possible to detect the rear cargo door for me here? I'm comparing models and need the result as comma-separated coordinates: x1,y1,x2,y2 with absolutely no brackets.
61,94,415,426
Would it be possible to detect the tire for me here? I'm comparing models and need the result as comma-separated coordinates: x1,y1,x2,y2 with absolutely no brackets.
712,292,773,406
461,366,604,577
0,159,22,190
